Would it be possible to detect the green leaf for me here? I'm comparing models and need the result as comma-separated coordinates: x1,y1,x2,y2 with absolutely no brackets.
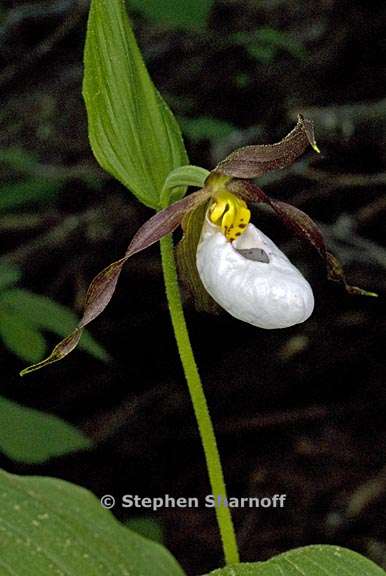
254,28,307,59
0,396,92,463
180,116,236,143
0,147,39,174
127,0,213,30
83,0,188,209
231,29,307,63
0,263,21,290
205,545,385,576
0,178,62,211
126,516,164,544
0,289,110,362
0,311,47,362
0,468,186,575
161,164,209,205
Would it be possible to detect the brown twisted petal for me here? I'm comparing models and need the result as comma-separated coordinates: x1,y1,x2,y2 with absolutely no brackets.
20,188,211,375
228,179,377,297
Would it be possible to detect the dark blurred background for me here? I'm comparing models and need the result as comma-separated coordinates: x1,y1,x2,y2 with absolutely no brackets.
0,0,385,574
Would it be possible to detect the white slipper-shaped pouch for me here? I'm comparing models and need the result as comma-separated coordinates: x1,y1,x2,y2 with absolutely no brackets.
196,215,314,329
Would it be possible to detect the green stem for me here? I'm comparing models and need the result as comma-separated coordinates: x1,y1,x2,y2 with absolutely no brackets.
160,233,240,566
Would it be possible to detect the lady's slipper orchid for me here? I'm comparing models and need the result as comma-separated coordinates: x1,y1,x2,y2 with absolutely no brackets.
21,115,375,375
196,192,314,328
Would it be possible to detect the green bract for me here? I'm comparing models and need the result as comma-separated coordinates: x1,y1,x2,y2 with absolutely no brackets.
83,0,188,209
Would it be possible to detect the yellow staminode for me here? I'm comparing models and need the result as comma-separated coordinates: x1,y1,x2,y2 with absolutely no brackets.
209,191,251,242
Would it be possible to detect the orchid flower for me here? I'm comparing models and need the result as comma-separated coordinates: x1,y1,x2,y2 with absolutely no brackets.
196,196,314,329
21,115,375,375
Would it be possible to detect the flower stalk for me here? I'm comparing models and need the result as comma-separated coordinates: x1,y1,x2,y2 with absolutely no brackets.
159,233,240,566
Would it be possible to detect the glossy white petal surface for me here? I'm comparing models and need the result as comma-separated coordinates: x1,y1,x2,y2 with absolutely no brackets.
196,219,314,329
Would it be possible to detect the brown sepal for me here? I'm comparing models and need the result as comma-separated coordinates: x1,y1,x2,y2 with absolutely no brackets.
215,114,319,179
